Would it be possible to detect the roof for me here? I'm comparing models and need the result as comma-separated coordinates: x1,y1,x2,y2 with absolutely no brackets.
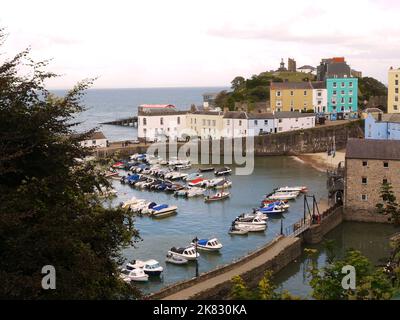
381,114,400,123
346,138,400,160
223,111,248,119
311,81,326,89
364,108,383,113
274,112,315,119
139,104,176,109
270,82,313,90
190,111,224,116
138,110,189,116
298,65,316,70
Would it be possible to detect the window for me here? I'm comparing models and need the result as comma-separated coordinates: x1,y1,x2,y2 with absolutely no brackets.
212,120,216,126
160,117,164,125
304,91,307,96
395,105,398,111
290,91,294,96
349,82,353,87
318,92,322,97
333,82,337,88
143,118,147,126
362,177,367,184
396,88,399,94
333,90,337,96
227,120,230,125
194,118,197,124
341,82,345,88
264,120,268,125
278,119,282,123
92,140,96,145
207,120,211,126
276,91,281,97
362,161,368,166
341,90,345,95
290,107,294,112
254,120,258,126
341,97,345,103
202,119,206,126
349,97,353,103
341,106,344,111
396,80,399,86
349,90,353,95
384,162,389,168
239,120,242,126
361,194,368,201
177,117,180,125
383,179,388,184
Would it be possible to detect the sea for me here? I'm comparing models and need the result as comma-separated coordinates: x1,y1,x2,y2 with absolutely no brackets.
51,87,398,297
52,87,228,142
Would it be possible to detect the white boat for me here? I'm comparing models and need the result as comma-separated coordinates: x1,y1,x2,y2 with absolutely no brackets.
204,191,230,202
228,225,249,235
174,163,192,170
165,171,188,180
120,268,149,282
149,204,178,218
165,252,189,265
204,178,223,188
267,191,299,200
186,187,205,198
234,216,267,230
126,259,164,276
214,180,232,189
188,177,206,187
191,238,223,251
275,186,308,193
184,172,202,181
214,167,232,176
168,246,199,261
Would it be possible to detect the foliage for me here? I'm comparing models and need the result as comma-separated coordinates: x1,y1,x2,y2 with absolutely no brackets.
376,182,400,225
358,76,388,102
307,248,394,300
230,271,300,300
0,28,140,299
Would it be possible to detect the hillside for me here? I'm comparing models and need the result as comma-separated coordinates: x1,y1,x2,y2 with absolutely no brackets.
215,71,315,111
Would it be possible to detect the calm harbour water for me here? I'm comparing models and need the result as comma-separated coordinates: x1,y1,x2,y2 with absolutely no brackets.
60,87,398,296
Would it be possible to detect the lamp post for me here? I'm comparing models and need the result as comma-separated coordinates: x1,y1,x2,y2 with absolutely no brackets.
194,236,199,278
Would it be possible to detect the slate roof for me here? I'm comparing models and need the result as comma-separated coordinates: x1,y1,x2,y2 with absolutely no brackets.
346,138,400,160
270,82,313,90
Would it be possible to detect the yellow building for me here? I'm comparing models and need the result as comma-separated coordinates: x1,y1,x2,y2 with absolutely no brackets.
186,111,224,139
270,82,313,112
388,67,400,113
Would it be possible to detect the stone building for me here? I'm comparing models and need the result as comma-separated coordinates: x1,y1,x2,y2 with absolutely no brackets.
388,67,400,113
288,58,297,72
344,138,400,222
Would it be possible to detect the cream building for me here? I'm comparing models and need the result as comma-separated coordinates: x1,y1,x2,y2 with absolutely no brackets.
388,67,400,113
186,110,224,139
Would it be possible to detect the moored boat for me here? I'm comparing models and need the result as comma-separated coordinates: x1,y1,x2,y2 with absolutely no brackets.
214,167,232,176
168,246,199,261
275,186,308,193
126,259,164,276
191,238,223,251
204,191,230,202
165,252,189,265
149,204,178,218
199,167,215,172
188,177,205,187
120,268,149,282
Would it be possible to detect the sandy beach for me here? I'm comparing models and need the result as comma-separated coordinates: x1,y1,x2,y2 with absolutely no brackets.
292,150,345,172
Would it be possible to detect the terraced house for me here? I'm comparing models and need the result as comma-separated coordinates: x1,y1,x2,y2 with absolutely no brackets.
388,67,400,113
326,77,358,120
186,110,224,139
270,82,313,112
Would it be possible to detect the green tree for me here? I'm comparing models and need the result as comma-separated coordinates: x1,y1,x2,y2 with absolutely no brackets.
376,182,400,225
307,249,394,300
231,76,245,91
0,29,140,299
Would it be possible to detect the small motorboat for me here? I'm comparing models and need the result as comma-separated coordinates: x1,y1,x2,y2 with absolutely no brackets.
256,203,287,215
266,191,299,201
214,180,232,189
149,204,178,218
214,167,232,176
120,268,149,282
168,246,199,261
188,177,205,187
228,225,249,235
199,167,214,172
186,187,205,198
275,186,308,193
191,238,223,251
174,163,192,170
165,252,189,265
184,172,202,181
234,216,267,231
174,188,189,197
204,178,223,188
126,259,164,276
112,161,126,169
204,191,230,202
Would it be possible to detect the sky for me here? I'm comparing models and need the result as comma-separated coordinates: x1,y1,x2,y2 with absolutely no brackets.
0,0,399,89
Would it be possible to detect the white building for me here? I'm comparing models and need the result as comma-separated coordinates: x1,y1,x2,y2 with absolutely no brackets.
79,132,108,148
223,111,316,138
137,105,189,141
223,112,249,138
312,82,328,113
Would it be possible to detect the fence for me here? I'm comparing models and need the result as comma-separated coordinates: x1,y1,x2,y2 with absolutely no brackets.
284,217,311,237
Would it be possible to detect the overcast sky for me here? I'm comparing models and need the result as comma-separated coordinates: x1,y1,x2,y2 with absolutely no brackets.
1,0,399,88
